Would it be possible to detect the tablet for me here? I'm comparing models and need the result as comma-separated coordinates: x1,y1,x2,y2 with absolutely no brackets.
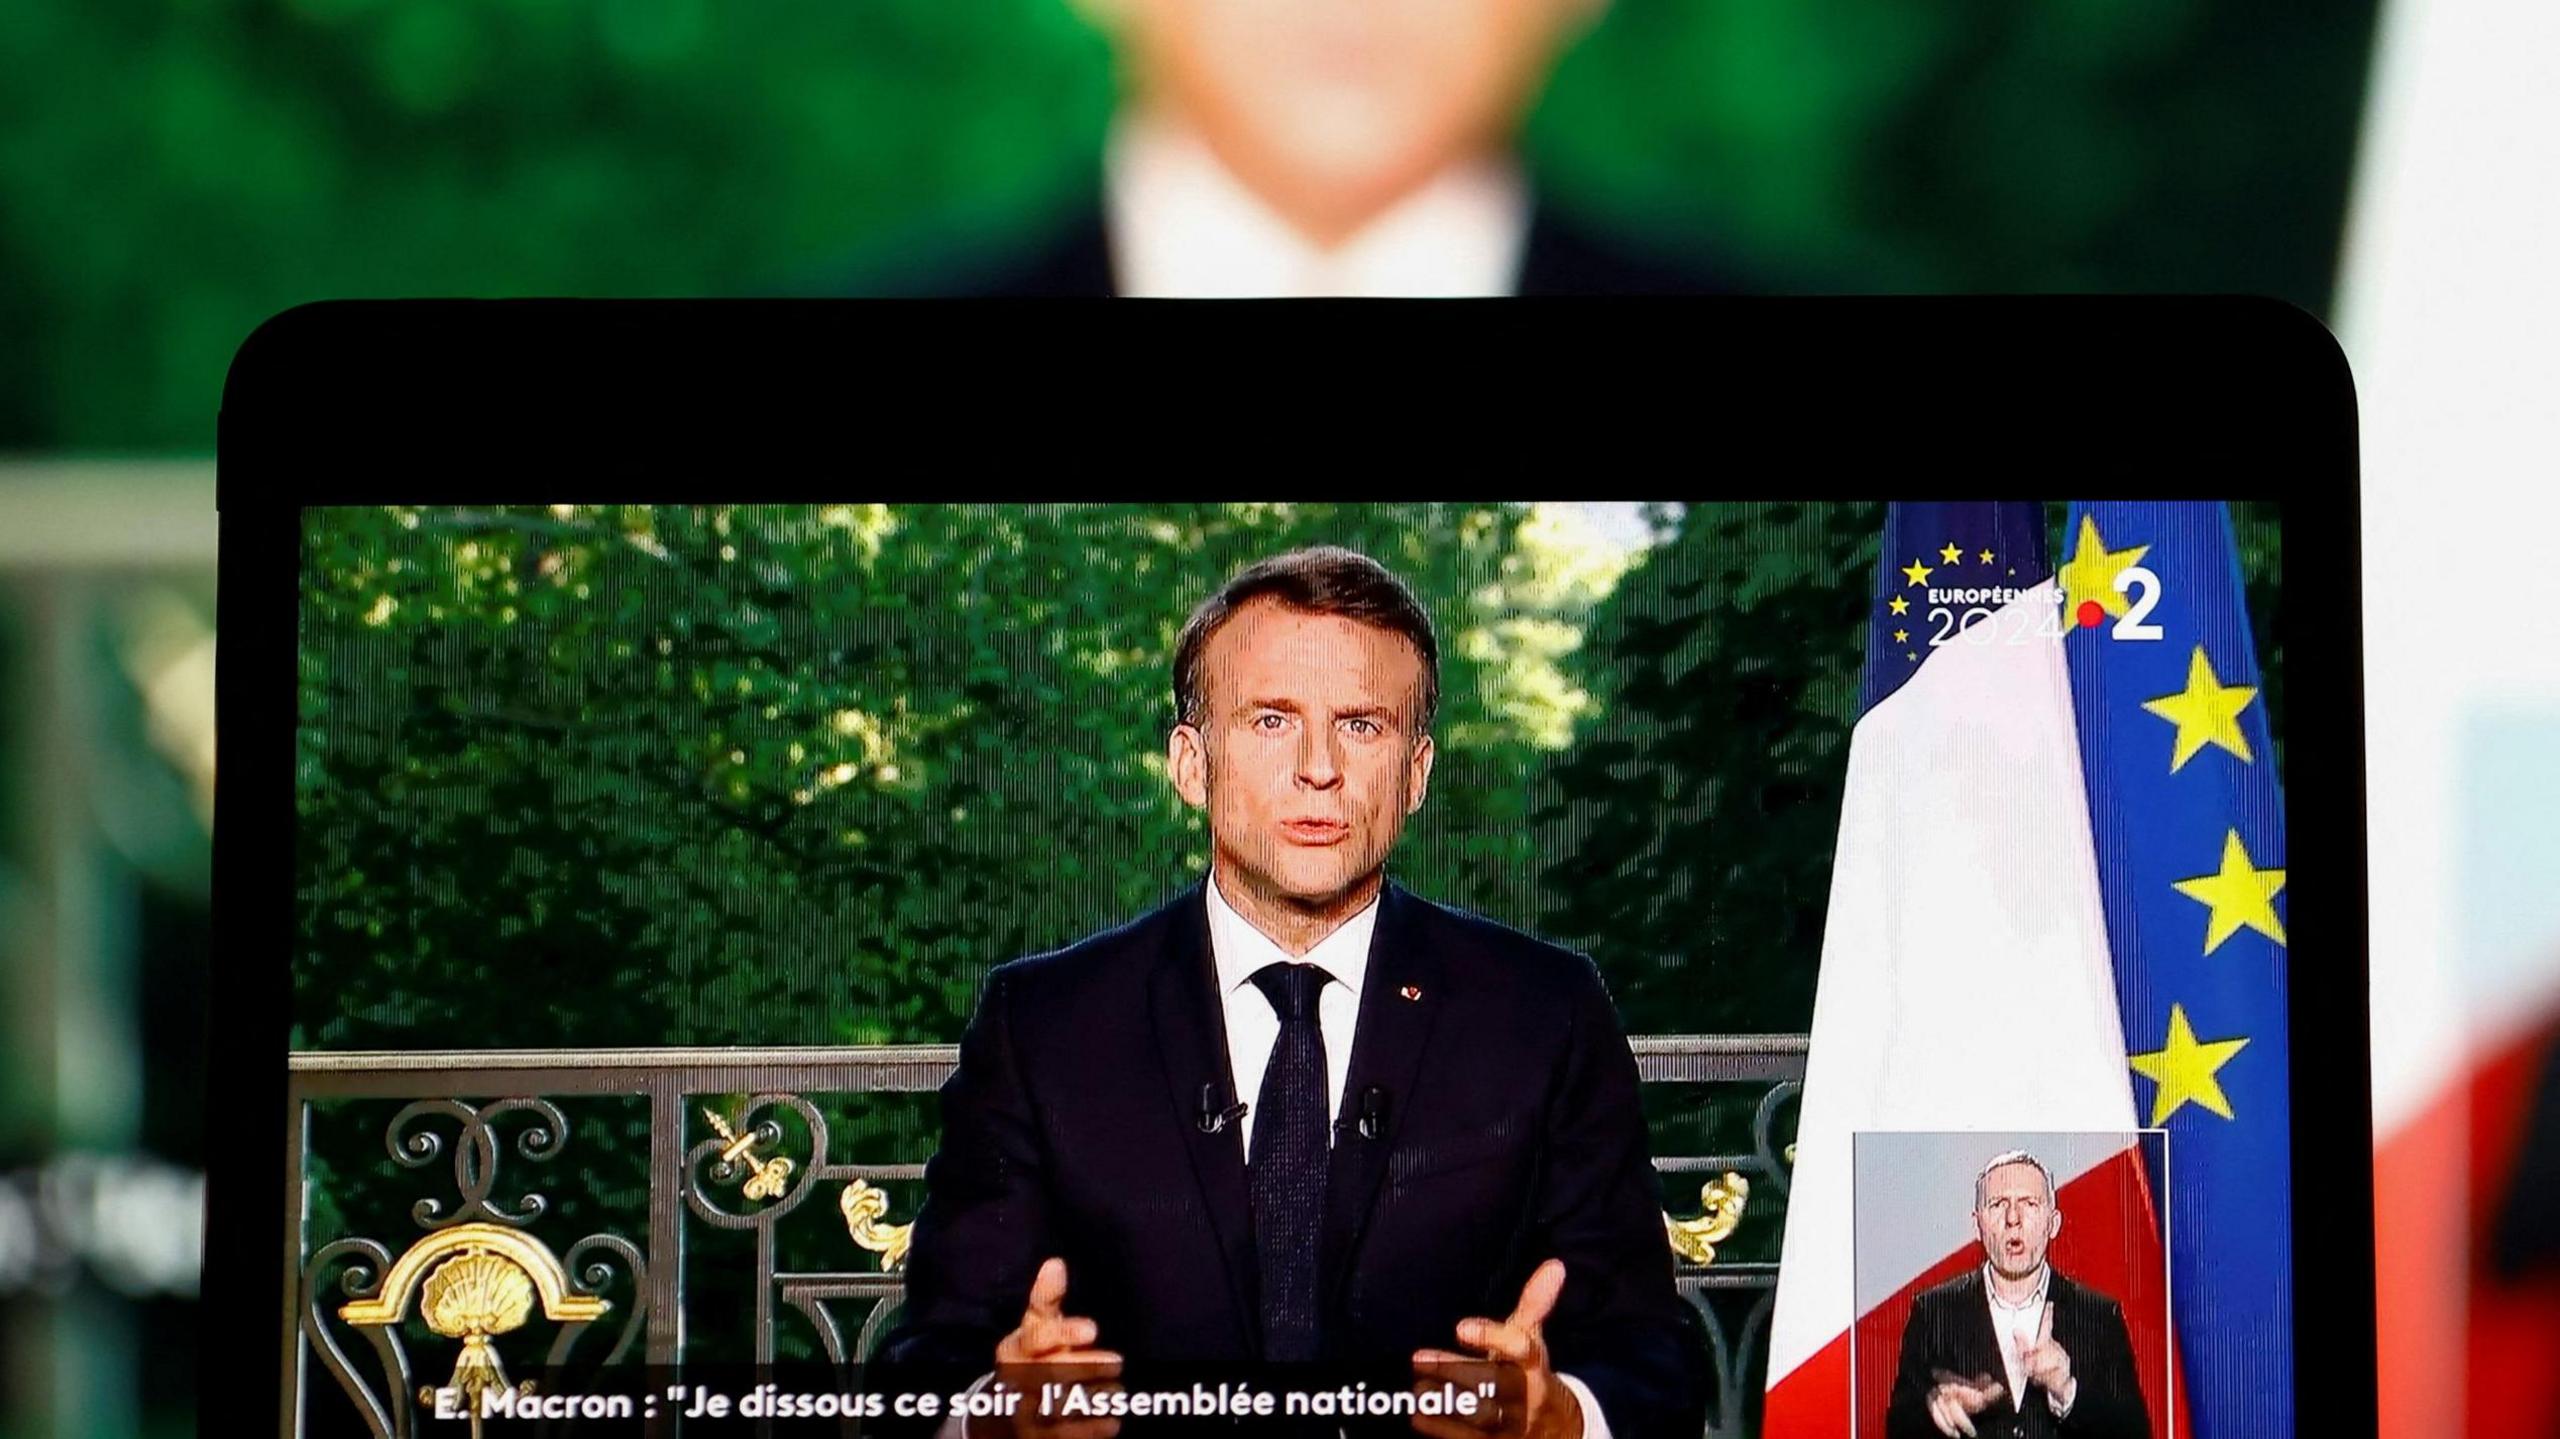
210,299,2368,1439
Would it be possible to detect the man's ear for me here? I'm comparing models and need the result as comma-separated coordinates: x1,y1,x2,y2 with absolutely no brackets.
1404,733,1436,815
2048,1208,2063,1241
1168,724,1210,809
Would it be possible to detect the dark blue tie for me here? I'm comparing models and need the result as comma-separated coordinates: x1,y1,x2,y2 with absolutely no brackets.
1247,962,1330,1363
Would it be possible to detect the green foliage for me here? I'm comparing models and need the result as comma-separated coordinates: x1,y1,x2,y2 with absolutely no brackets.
1532,502,1880,1038
0,0,2373,447
294,495,2286,1053
294,502,1627,1049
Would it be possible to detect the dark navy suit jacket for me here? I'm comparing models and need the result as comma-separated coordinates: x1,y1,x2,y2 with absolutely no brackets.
875,880,1710,1439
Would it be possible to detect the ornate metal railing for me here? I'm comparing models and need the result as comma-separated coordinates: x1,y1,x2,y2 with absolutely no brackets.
285,1037,1804,1438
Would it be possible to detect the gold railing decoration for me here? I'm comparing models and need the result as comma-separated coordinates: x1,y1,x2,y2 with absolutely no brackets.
704,1107,797,1202
290,1040,1802,1439
1663,1172,1751,1266
337,1222,608,1437
840,1178,914,1271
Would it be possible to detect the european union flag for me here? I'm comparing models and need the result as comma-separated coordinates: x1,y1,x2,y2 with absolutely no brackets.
2063,501,2292,1439
1860,501,2051,714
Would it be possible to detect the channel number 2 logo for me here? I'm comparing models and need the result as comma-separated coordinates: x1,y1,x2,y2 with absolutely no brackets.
2074,566,2163,638
2058,516,2164,641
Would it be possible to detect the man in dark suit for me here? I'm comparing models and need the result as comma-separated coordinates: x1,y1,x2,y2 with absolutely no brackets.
1884,1153,2149,1439
843,0,1736,298
877,547,1707,1439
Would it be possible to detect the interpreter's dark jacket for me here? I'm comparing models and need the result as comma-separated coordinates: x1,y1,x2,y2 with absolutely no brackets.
1884,1269,2151,1439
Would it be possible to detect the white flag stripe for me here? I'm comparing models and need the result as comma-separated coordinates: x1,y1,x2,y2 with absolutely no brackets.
1768,581,2138,1386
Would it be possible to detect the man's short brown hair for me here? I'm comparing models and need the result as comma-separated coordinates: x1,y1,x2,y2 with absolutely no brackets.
1172,546,1440,734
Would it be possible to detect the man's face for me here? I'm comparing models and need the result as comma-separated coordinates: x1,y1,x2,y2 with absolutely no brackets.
1975,1162,2061,1280
1169,598,1435,911
1117,0,1595,236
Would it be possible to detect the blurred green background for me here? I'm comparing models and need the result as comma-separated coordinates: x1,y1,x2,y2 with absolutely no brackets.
0,0,2376,450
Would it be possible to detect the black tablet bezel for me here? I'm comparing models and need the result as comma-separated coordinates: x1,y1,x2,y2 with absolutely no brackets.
209,297,2369,1437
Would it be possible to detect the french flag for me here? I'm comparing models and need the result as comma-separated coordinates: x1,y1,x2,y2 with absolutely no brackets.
1764,502,2288,1439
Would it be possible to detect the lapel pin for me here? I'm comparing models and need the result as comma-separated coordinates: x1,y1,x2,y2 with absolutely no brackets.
1399,985,1422,1002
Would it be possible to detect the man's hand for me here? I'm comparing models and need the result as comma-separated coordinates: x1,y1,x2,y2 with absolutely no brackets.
989,1258,1122,1439
1410,1259,1582,1439
2020,1303,2074,1411
1923,1370,2006,1438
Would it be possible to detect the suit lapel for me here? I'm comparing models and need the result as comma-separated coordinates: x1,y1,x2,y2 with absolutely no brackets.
1320,881,1447,1314
1146,883,1260,1350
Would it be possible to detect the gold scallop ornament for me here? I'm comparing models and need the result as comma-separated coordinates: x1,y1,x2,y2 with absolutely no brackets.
421,1248,536,1425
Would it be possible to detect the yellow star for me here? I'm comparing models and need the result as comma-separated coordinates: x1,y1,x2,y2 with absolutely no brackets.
1888,595,1910,616
2141,646,2258,771
1939,542,1963,564
1892,628,1909,643
1906,651,1918,662
1901,559,1934,587
2058,515,2151,620
2172,830,2286,952
1979,549,1994,565
2128,1004,2249,1125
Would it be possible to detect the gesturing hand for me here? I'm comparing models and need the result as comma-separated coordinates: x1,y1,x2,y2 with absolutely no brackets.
991,1258,1123,1439
1410,1259,1583,1439
2019,1303,2074,1409
1924,1370,2006,1438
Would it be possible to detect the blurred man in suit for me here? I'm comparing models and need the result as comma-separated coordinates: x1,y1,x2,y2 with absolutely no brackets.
882,0,1732,296
1885,1152,2149,1439
877,547,1707,1439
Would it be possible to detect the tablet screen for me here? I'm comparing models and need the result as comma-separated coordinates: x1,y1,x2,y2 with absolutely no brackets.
271,496,2295,1439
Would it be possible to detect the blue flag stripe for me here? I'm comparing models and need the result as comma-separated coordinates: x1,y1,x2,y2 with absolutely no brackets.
2065,500,2293,1439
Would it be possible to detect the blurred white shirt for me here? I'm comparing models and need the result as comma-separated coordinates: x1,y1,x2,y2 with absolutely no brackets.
1105,112,1529,298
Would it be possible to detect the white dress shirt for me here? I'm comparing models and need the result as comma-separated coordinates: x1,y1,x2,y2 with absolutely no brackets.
1983,1263,2073,1418
1104,110,1531,299
1205,869,1373,1149
1204,870,1613,1439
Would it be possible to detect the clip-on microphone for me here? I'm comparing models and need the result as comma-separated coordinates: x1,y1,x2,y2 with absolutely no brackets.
1355,1085,1389,1141
1198,1083,1249,1134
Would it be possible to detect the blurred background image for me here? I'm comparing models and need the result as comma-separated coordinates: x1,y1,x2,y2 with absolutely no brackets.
0,0,2375,442
1,0,2556,1434
0,478,213,1439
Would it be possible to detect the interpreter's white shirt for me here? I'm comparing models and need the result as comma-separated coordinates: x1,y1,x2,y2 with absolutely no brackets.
1104,111,1530,299
1983,1263,2072,1417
